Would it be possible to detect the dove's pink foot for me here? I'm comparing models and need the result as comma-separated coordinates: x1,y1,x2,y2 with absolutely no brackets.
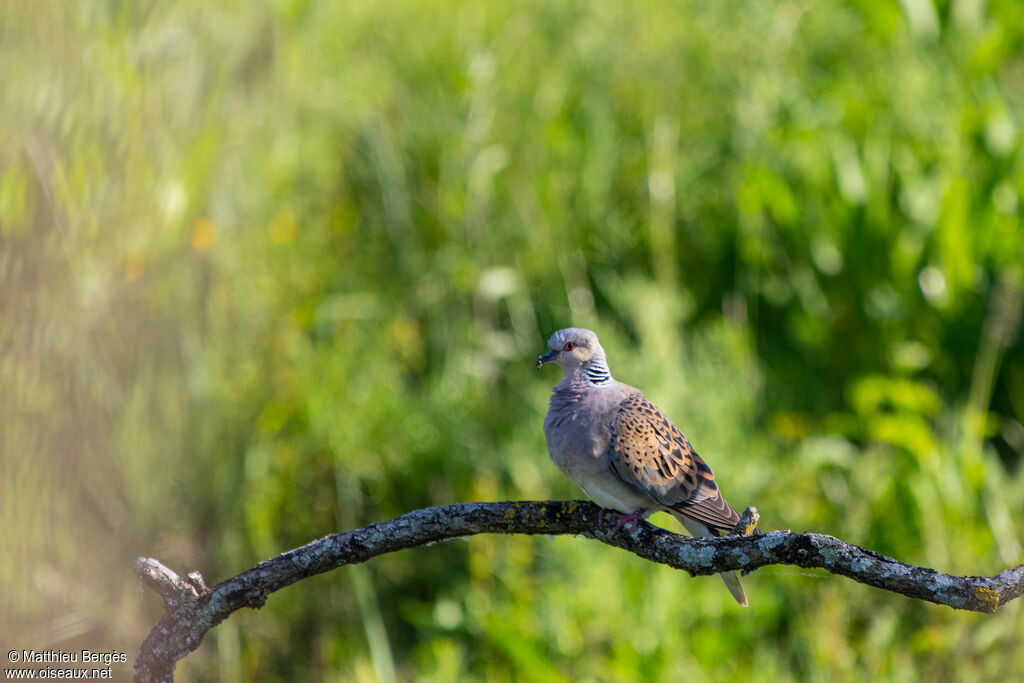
611,508,647,534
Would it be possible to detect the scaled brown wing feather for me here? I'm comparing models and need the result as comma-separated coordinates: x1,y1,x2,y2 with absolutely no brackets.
608,395,741,534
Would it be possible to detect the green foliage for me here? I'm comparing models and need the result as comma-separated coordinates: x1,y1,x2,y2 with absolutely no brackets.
3,0,1024,680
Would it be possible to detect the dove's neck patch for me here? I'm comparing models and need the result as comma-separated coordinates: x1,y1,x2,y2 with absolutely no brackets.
583,357,612,386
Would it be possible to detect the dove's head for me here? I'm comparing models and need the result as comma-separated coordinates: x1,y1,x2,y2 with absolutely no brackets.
536,328,607,371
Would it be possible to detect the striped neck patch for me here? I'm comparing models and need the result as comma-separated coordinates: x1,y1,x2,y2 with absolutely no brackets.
583,358,612,386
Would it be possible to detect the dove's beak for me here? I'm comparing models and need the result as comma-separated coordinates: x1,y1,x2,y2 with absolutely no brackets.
536,350,556,369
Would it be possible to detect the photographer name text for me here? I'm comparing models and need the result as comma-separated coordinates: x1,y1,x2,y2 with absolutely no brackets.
9,651,126,667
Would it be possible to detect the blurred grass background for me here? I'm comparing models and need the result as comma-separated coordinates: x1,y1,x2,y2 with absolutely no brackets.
3,0,1024,680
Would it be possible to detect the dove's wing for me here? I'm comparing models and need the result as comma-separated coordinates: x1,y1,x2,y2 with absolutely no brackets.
607,394,742,534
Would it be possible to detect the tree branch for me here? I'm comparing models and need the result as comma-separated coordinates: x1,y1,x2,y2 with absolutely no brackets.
133,500,1024,682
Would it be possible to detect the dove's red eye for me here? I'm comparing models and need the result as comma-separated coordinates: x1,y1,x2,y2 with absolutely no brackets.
563,341,576,351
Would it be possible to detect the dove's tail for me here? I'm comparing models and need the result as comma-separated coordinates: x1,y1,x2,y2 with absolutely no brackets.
670,511,750,607
720,570,748,607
